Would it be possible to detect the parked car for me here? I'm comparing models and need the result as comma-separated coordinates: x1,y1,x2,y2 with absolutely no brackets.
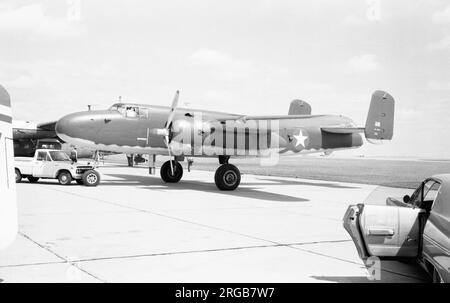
343,174,450,283
15,149,100,186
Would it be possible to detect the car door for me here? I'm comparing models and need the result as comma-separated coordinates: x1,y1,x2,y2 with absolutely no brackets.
343,204,423,259
32,151,48,177
421,180,449,282
41,152,59,177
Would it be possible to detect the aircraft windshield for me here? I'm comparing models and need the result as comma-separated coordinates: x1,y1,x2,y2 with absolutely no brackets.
49,151,71,161
109,103,149,119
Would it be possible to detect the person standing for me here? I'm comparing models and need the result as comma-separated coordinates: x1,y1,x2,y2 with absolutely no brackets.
70,147,78,163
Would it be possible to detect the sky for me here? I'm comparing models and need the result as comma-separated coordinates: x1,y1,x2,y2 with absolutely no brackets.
0,0,449,158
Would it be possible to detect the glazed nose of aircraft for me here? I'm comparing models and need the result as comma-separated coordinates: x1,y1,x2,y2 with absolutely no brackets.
56,110,108,141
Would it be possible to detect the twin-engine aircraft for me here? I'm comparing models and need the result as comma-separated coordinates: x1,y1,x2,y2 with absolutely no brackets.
55,90,395,190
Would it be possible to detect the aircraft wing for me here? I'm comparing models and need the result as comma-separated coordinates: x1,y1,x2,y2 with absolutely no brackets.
321,127,365,134
37,121,57,131
212,114,319,123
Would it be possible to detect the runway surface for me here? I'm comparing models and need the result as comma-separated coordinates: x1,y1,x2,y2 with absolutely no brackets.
0,165,430,283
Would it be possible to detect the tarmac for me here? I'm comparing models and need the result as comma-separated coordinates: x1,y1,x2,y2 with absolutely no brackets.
0,164,430,283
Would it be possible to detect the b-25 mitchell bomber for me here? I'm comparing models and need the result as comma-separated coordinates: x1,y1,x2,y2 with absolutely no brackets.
55,90,395,190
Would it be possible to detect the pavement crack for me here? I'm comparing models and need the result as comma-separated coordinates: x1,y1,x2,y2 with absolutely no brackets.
62,240,353,264
18,231,107,283
33,185,427,282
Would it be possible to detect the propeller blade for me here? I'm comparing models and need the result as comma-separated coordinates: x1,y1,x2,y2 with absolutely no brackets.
149,90,180,138
165,90,179,129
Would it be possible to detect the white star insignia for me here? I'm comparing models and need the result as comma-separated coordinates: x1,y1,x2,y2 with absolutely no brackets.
293,130,308,148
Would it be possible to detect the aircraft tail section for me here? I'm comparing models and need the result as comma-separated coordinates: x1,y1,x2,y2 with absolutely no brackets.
364,90,395,140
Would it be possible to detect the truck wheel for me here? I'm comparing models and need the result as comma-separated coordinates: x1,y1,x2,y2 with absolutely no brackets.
27,176,39,183
15,168,22,183
76,179,84,185
82,170,100,186
58,171,72,185
214,164,241,190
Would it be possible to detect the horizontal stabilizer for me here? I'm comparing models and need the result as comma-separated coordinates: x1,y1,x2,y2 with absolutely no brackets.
321,127,365,134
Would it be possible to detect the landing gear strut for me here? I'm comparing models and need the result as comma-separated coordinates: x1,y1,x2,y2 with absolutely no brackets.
214,163,241,190
160,160,183,183
218,155,230,165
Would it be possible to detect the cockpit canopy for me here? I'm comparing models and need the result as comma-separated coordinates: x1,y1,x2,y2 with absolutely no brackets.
109,103,149,119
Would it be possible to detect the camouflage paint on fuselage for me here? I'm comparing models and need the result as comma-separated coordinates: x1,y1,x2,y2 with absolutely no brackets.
56,103,363,157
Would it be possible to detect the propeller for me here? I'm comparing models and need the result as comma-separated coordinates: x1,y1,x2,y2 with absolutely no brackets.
151,90,180,175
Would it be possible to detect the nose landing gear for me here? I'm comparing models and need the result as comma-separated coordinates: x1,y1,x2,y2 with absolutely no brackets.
160,160,183,183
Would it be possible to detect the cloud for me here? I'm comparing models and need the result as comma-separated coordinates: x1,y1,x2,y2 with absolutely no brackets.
396,108,421,121
348,54,381,72
427,81,450,91
343,15,369,26
427,35,450,51
432,5,450,23
187,48,256,81
0,3,79,36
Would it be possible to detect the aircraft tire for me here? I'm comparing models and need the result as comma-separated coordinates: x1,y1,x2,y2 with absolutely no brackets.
58,171,72,185
27,176,39,183
15,168,22,183
82,170,100,187
160,161,183,183
214,164,241,191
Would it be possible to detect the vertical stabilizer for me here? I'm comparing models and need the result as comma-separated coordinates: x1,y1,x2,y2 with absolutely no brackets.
365,90,395,140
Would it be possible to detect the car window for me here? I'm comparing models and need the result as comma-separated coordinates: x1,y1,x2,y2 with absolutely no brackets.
49,151,70,161
45,153,52,161
410,184,423,207
424,181,440,202
36,151,47,161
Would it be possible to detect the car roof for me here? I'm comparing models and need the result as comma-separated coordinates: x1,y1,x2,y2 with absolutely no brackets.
431,174,450,183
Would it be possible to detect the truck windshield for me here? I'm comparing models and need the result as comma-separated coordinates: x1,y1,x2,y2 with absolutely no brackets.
49,151,70,161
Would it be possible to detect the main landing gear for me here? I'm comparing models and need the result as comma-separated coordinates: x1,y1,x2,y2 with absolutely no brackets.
214,156,241,191
159,156,241,191
215,163,241,190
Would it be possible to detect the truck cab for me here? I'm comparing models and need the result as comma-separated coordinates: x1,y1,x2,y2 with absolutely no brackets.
14,149,100,186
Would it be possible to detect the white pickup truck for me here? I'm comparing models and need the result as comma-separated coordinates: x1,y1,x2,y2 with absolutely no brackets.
14,149,100,186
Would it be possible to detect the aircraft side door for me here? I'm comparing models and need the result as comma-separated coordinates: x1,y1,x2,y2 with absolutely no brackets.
344,204,422,259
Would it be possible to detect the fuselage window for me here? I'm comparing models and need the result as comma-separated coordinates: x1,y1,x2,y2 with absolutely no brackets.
138,107,149,119
125,106,138,118
110,104,148,119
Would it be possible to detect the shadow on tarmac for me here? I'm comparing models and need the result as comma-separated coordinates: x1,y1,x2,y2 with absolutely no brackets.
312,274,428,283
102,174,310,202
17,171,359,202
312,259,430,283
18,173,326,202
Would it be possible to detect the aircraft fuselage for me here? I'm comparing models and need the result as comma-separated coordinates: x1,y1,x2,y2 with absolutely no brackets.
56,105,363,157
